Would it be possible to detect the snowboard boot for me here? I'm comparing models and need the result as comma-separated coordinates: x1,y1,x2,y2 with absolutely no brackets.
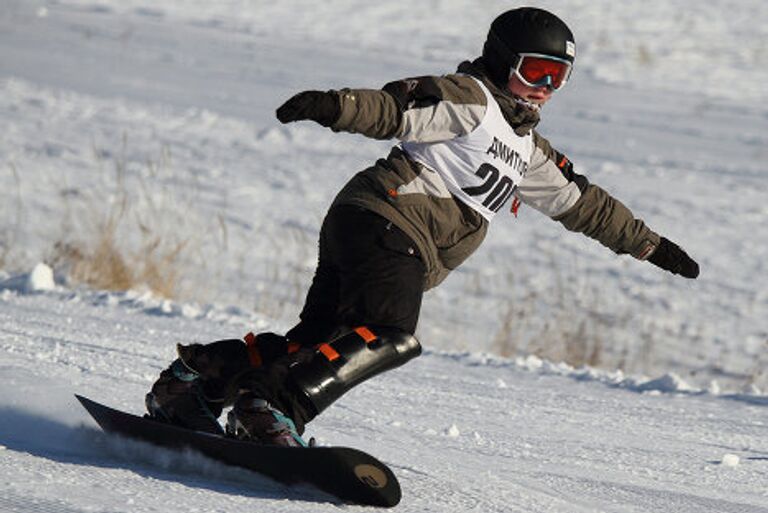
145,358,224,435
225,392,308,447
146,334,308,436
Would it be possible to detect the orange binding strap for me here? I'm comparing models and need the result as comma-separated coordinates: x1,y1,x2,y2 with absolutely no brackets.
354,326,377,344
318,343,340,361
243,332,263,367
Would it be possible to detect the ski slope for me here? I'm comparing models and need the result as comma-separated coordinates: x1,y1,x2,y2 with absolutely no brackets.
1,1,767,511
1,287,767,512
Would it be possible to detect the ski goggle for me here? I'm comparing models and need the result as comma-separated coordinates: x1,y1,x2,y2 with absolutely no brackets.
510,53,573,91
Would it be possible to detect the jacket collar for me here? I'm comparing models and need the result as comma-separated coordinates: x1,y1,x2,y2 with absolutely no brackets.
457,59,540,136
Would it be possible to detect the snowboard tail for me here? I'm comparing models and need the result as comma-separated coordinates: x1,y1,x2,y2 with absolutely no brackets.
75,394,401,507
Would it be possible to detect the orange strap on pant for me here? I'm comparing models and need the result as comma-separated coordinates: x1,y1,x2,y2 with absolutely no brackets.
316,326,379,362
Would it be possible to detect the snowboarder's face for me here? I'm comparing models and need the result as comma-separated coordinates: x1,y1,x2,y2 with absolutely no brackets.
506,74,553,106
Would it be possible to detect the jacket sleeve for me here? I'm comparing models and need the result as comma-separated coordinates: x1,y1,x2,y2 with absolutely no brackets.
521,132,660,260
516,131,584,217
330,75,487,142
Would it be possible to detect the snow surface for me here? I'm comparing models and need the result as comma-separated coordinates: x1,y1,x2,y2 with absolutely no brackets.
1,1,768,511
1,288,768,512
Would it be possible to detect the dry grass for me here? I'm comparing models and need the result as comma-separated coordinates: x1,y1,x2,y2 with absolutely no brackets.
250,223,315,320
48,139,207,299
51,232,187,299
493,298,609,368
487,256,630,370
0,163,24,270
744,338,768,391
635,44,654,66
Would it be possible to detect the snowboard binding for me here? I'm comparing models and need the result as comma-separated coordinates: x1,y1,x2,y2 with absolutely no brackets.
225,393,309,447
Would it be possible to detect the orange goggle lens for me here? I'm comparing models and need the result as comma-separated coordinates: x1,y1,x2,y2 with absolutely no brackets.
514,55,572,90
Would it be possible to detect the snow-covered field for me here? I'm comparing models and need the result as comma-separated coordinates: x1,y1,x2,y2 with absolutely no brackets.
1,1,767,511
2,287,768,512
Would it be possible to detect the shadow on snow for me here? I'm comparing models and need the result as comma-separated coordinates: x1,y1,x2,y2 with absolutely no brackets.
0,406,338,506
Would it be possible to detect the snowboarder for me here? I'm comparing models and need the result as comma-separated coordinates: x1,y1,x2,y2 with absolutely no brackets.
145,7,699,446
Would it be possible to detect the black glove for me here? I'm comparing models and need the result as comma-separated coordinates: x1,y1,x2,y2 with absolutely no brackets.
275,90,341,127
647,237,699,279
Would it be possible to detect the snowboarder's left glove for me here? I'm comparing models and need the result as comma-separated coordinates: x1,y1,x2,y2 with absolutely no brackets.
276,90,341,127
647,237,699,279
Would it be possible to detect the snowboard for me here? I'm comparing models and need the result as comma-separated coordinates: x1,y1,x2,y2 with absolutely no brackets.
75,395,401,507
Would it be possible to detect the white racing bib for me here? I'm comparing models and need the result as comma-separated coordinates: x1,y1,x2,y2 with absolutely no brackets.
401,78,534,221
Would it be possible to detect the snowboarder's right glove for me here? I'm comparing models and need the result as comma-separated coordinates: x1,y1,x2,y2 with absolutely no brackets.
647,237,700,279
276,90,341,127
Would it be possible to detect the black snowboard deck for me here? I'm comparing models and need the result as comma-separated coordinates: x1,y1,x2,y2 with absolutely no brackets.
75,395,401,507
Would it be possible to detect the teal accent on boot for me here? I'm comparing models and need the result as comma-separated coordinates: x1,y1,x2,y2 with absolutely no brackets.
170,358,198,382
270,409,309,447
226,396,309,447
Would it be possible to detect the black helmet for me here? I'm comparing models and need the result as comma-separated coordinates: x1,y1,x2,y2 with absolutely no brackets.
482,7,575,88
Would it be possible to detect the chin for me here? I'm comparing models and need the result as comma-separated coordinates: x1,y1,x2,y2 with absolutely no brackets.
512,95,542,111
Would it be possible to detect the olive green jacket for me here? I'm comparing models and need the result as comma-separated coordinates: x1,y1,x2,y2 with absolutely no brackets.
326,61,660,289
